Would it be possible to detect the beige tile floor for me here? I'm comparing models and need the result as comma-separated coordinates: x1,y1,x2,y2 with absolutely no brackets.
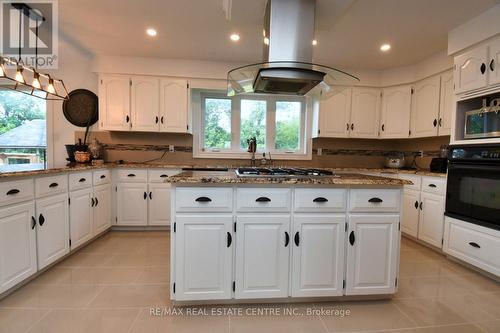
0,231,499,333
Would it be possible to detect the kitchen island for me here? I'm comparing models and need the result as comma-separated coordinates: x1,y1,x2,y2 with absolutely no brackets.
167,170,411,304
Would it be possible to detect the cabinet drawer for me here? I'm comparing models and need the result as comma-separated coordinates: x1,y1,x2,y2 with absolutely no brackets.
349,189,401,212
294,188,347,212
69,172,92,191
421,177,446,195
93,169,111,186
176,187,233,212
398,174,421,191
0,179,34,207
236,188,291,212
148,169,181,183
35,175,68,198
115,169,148,183
444,217,500,276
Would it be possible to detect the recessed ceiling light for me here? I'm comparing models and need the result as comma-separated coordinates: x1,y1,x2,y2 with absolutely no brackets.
146,28,157,37
230,33,240,42
380,43,391,52
312,39,318,46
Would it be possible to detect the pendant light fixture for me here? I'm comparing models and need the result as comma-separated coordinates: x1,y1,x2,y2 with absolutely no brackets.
0,3,68,100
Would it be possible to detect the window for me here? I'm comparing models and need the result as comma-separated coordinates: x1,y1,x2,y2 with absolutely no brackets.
195,91,311,159
0,91,47,172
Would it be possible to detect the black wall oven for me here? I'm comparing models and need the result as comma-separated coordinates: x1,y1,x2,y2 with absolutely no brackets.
446,145,500,231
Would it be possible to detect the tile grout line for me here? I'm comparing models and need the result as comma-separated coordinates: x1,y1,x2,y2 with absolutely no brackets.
125,307,143,333
391,300,420,327
21,308,53,333
82,285,106,309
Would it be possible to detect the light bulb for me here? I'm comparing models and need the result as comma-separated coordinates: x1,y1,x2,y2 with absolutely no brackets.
0,59,5,77
312,39,318,46
46,78,56,94
15,67,25,83
230,33,240,42
32,72,41,89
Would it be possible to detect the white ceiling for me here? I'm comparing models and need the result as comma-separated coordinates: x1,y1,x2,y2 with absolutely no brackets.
59,0,500,70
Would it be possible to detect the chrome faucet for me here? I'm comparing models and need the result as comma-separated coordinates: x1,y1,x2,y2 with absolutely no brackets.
247,137,257,166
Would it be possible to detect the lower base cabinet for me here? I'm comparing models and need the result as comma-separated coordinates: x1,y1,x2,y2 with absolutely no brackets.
148,183,171,226
93,184,112,235
418,192,445,248
345,214,399,295
116,183,148,226
0,202,37,294
69,188,94,250
401,189,420,238
174,215,233,301
291,215,345,297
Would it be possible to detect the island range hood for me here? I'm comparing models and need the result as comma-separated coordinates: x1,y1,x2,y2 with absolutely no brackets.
227,0,359,98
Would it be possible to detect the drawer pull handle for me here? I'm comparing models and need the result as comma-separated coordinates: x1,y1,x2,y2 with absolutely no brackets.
294,231,300,246
6,189,20,195
480,62,486,74
39,214,45,226
227,232,232,247
313,197,328,203
31,216,36,230
419,201,423,210
100,175,106,179
255,197,271,202
469,242,481,249
91,198,95,207
95,197,99,207
428,184,437,188
285,232,290,247
160,174,168,178
143,192,147,200
414,201,419,209
49,183,59,188
368,197,383,203
79,178,86,183
195,196,212,202
149,192,152,200
349,231,355,246
127,174,136,177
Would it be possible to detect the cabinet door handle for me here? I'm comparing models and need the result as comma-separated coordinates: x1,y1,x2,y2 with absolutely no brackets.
143,192,147,200
414,200,419,209
100,175,106,179
79,178,86,183
227,232,232,247
255,197,271,202
126,115,130,123
49,183,59,188
31,216,36,230
313,197,328,203
294,231,300,246
468,241,480,249
349,231,355,246
481,62,486,74
346,123,349,131
38,214,45,226
368,197,383,203
428,184,437,188
285,232,290,247
6,189,20,195
381,124,385,131
161,116,164,124
490,59,495,71
127,174,136,177
91,198,95,207
419,201,423,210
351,123,354,131
195,196,211,202
95,197,99,207
160,174,168,178
149,192,152,200
155,116,159,124
433,119,438,127
438,118,442,127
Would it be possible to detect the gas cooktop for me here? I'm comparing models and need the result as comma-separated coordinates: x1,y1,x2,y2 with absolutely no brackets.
235,167,337,178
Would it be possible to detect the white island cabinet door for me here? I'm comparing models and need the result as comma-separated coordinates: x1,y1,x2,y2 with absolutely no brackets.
36,193,69,270
346,214,399,295
418,192,445,248
401,189,420,238
116,183,148,226
235,215,290,299
69,188,94,250
174,215,233,301
0,202,37,294
291,215,345,297
93,184,112,236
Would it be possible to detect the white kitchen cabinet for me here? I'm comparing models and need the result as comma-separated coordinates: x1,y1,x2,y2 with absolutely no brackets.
316,87,351,138
0,202,37,294
69,188,93,250
160,79,189,133
418,192,445,248
148,183,171,226
36,193,69,270
235,214,290,299
438,71,454,136
174,215,233,301
488,38,500,86
131,77,160,132
349,87,381,138
401,189,420,238
345,214,399,295
93,184,112,235
454,45,489,94
116,183,148,226
291,215,345,297
380,85,412,138
99,75,131,131
410,76,441,138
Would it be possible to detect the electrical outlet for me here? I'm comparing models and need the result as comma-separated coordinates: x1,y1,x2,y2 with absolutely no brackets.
418,150,424,157
169,145,175,152
317,148,322,156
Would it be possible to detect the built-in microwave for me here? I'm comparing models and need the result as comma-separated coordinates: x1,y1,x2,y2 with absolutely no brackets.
463,97,500,139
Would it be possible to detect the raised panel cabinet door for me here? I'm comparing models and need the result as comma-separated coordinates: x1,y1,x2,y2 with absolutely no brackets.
454,46,489,94
488,38,500,86
0,202,37,294
318,87,351,138
349,87,381,138
99,75,130,131
401,190,420,238
410,76,441,138
148,183,171,226
93,184,112,236
418,192,445,248
438,71,454,136
69,188,94,250
160,79,188,133
36,193,69,270
174,215,233,301
116,183,148,226
291,215,345,297
380,85,412,138
345,214,399,295
235,215,290,299
131,77,160,132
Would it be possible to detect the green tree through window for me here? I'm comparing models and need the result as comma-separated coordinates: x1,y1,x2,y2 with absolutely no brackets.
203,98,232,149
240,99,266,148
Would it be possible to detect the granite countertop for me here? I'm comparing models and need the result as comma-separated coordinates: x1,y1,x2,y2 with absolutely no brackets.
328,168,447,178
167,170,413,186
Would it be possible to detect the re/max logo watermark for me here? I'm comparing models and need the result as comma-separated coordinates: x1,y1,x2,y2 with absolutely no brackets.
0,0,59,68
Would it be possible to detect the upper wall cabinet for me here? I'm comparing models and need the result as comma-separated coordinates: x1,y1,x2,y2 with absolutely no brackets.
349,87,382,139
410,76,441,138
160,79,189,133
380,85,412,139
99,76,131,131
488,38,500,86
315,87,351,138
438,71,454,136
130,77,160,132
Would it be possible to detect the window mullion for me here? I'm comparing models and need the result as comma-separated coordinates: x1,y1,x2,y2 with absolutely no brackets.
232,96,241,152
267,97,276,154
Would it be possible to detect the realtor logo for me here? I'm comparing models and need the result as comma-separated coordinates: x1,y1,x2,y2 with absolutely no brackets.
0,0,59,68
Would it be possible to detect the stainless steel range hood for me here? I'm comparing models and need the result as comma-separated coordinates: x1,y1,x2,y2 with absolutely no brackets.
227,0,359,98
